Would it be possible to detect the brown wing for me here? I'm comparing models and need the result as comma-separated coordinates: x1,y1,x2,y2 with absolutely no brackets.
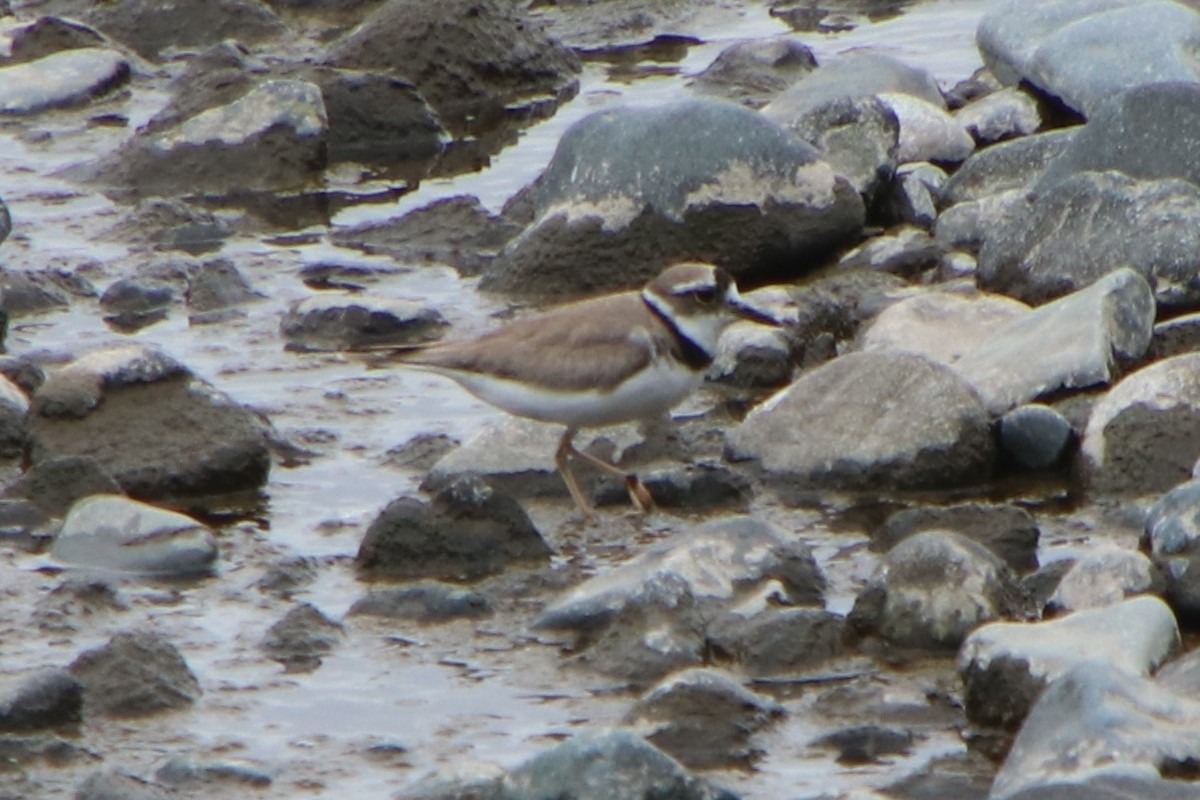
384,293,656,393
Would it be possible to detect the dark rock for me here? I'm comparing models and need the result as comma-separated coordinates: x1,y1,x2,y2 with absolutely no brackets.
787,269,909,356
255,555,321,597
85,0,286,60
836,226,948,275
1019,559,1075,614
812,724,915,764
1044,545,1162,614
939,127,1076,206
978,0,1200,117
0,355,43,395
881,750,995,800
879,164,946,228
332,195,522,276
347,581,492,622
155,757,272,789
4,16,109,64
1038,81,1200,192
707,606,845,676
708,322,794,391
727,351,994,497
5,455,122,516
958,596,1179,730
979,172,1200,308
0,48,129,116
506,729,738,800
769,93,899,203
28,344,272,505
1144,480,1200,621
310,66,446,174
355,476,550,581
51,495,217,577
999,403,1074,471
933,188,1028,253
1081,354,1200,496
383,433,459,471
954,267,1154,414
325,0,580,137
991,660,1200,799
625,668,784,769
849,530,1022,651
954,86,1041,145
99,277,176,331
592,461,751,512
0,372,29,458
260,603,343,671
764,50,945,117
280,293,446,351
484,98,864,299
876,502,1040,574
688,37,818,108
185,258,262,313
1152,312,1200,360
0,269,71,316
69,631,201,717
32,577,126,633
0,499,56,552
78,80,327,198
878,92,974,164
75,769,172,800
100,199,231,256
0,669,82,731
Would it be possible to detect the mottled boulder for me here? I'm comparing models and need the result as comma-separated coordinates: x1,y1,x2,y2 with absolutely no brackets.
28,344,272,505
1081,354,1200,495
0,669,82,731
0,48,129,115
954,86,1041,145
85,0,286,60
51,494,218,577
727,351,994,498
625,668,784,769
990,661,1200,800
689,37,817,108
1038,82,1200,192
280,294,446,351
849,530,1022,651
69,631,202,717
535,517,825,683
939,128,1076,206
484,99,864,299
958,596,1179,730
875,502,1040,573
953,267,1154,414
79,80,327,198
325,0,579,137
355,476,550,581
977,0,1200,117
978,171,1200,308
1045,545,1163,613
1144,480,1200,621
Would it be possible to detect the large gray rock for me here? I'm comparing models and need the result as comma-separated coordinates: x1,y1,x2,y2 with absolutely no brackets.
69,631,202,717
689,37,818,109
954,87,1042,146
484,99,864,299
952,268,1154,414
727,351,994,497
28,344,272,506
877,92,974,164
1038,82,1200,192
535,517,825,683
79,80,327,198
51,494,218,577
326,0,579,137
998,403,1075,471
1081,353,1200,495
85,0,286,60
764,51,945,119
0,669,82,732
0,48,130,115
977,0,1200,118
875,502,1040,573
280,294,447,351
939,128,1077,206
849,530,1022,651
1044,545,1162,613
958,595,1179,730
990,660,1200,800
978,172,1200,308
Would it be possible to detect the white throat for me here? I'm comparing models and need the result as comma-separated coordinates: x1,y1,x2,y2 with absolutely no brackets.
642,288,729,357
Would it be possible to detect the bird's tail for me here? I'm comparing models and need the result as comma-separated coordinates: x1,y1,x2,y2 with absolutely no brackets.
343,343,432,370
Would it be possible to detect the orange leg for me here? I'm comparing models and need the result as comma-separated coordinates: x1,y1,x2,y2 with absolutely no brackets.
555,428,655,518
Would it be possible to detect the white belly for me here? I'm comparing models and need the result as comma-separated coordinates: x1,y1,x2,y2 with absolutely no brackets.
438,359,704,429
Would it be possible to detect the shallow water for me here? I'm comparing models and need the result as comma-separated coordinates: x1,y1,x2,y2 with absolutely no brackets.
0,2,1020,798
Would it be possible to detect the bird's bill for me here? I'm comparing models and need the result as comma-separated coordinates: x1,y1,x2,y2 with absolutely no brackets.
727,288,782,327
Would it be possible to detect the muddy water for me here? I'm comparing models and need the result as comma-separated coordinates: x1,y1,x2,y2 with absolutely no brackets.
0,2,1012,798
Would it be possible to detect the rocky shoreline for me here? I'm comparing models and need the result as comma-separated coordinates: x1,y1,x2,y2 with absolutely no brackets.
3,0,1200,798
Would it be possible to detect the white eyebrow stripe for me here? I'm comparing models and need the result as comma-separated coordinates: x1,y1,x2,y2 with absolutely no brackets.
670,276,718,294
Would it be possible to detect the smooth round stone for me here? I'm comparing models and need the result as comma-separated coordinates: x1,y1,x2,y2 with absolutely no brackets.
999,403,1073,470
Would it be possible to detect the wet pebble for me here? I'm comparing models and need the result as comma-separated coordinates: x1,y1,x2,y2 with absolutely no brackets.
998,403,1074,471
874,502,1040,574
0,669,83,732
1044,545,1162,614
812,724,915,765
51,494,217,577
356,476,551,581
1144,479,1200,621
155,756,272,789
347,581,492,622
259,603,343,672
280,293,447,352
954,86,1041,145
4,455,123,517
688,36,817,108
69,631,202,717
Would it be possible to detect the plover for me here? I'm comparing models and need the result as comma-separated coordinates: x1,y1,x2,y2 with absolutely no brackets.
375,263,778,517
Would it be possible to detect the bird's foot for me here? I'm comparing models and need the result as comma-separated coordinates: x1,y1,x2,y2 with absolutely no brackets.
624,474,655,514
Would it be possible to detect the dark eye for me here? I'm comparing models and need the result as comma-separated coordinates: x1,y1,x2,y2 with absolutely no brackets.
693,288,717,304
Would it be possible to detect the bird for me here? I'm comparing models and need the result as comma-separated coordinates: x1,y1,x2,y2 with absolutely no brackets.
370,262,779,518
